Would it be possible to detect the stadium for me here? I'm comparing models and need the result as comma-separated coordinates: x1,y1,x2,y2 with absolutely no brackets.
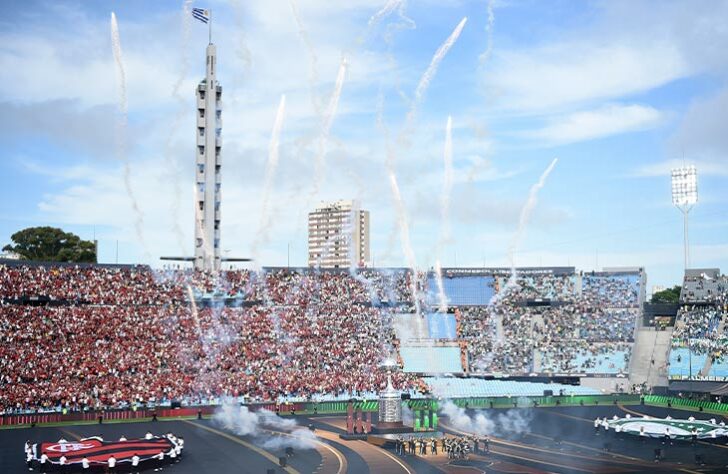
2,263,728,472
3,1,728,473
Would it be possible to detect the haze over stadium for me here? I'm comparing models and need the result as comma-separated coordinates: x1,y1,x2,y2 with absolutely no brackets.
2,1,728,473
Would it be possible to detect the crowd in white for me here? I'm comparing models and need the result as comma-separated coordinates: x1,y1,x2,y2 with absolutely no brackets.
459,273,640,374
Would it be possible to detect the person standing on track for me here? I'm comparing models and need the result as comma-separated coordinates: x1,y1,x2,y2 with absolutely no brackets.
108,454,117,473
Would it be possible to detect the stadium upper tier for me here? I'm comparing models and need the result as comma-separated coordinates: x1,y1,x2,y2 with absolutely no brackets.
0,263,644,412
667,269,728,381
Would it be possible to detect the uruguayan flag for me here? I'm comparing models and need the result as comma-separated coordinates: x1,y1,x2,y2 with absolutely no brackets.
192,8,209,24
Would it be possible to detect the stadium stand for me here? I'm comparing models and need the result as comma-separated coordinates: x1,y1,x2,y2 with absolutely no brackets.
400,346,463,373
426,312,457,340
423,377,600,398
460,269,642,376
667,269,728,380
426,274,495,306
0,263,644,413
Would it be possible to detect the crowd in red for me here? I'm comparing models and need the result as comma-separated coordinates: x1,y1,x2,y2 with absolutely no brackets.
0,264,423,414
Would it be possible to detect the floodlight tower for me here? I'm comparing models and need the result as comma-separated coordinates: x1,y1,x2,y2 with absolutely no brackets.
671,166,698,270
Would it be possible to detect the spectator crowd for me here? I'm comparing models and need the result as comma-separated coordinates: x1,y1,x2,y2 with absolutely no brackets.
1,264,643,414
460,273,641,374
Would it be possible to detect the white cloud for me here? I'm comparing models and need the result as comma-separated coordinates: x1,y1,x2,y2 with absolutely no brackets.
526,104,663,146
669,86,728,163
485,42,689,112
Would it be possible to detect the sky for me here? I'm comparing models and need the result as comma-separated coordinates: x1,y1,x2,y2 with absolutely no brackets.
1,0,727,290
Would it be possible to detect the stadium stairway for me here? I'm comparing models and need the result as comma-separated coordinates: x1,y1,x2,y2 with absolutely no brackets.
629,326,672,388
532,348,543,373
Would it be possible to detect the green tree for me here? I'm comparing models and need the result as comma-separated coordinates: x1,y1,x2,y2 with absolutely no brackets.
2,226,97,263
651,285,682,304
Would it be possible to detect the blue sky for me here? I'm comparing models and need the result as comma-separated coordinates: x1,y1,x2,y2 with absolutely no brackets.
1,0,727,289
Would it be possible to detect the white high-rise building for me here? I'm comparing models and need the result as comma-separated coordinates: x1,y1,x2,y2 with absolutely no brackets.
194,43,222,271
308,200,370,268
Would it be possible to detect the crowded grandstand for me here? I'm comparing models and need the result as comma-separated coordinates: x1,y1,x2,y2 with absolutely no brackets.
1,261,653,414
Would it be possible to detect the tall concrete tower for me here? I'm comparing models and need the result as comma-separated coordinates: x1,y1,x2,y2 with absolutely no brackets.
194,43,222,271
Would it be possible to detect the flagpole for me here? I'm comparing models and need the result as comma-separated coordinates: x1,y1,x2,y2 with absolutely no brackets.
209,9,212,44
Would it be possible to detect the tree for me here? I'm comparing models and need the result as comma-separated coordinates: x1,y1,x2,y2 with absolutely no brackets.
651,285,682,304
2,226,96,263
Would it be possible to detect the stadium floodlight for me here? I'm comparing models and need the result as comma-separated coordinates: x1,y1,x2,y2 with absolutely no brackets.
671,166,698,270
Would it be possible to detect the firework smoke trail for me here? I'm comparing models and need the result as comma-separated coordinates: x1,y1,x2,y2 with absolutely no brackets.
251,95,287,266
111,12,148,252
309,57,348,200
381,19,467,311
229,0,253,72
288,0,322,116
387,169,421,315
500,158,558,297
400,17,467,143
363,0,405,41
167,0,195,254
479,0,495,64
433,116,453,313
434,260,447,313
186,284,203,337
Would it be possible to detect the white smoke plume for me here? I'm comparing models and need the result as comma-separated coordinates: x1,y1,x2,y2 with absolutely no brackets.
367,0,403,32
387,169,421,315
434,260,447,313
252,95,287,265
383,19,466,304
110,12,147,254
167,0,195,254
402,403,414,426
309,56,348,200
434,116,454,312
229,0,253,72
440,400,533,437
505,158,558,288
364,0,415,45
401,17,467,141
440,400,494,435
213,401,317,449
288,0,322,116
479,0,495,65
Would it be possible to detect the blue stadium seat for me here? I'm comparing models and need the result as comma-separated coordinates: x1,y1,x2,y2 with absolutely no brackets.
400,346,463,373
426,275,495,306
423,377,600,398
426,313,457,339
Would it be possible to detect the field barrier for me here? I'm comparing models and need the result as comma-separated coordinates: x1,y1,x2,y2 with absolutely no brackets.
5,394,725,428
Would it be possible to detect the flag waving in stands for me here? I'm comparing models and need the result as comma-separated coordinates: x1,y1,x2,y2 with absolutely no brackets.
192,8,209,24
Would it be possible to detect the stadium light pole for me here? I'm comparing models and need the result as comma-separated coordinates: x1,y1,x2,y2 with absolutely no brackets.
671,166,698,271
